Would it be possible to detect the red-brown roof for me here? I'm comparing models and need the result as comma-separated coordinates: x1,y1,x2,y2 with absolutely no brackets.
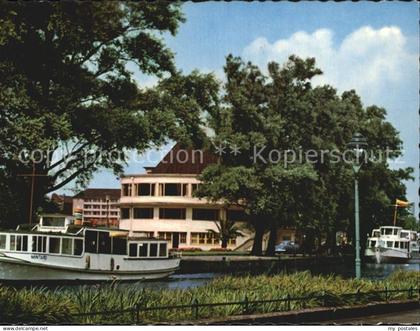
146,143,218,174
73,188,120,199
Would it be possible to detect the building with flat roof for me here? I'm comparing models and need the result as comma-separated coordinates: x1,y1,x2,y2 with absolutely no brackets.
73,188,120,227
119,144,253,250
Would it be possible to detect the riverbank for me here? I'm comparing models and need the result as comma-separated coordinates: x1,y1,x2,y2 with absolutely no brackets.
0,270,418,324
178,254,354,274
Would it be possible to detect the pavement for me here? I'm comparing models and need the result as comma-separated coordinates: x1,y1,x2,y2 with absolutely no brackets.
324,308,420,325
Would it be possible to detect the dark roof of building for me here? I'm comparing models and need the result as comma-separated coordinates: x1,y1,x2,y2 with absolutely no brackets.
73,188,120,199
145,143,218,174
51,194,73,204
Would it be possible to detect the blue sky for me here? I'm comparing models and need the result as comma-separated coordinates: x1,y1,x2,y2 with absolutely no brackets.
60,2,419,217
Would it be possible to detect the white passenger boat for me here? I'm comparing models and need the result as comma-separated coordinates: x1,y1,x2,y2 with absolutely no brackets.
0,214,180,281
365,226,418,263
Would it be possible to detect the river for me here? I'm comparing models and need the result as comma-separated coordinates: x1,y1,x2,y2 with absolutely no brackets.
2,259,418,291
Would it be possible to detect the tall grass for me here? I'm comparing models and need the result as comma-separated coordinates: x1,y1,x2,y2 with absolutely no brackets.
0,270,418,324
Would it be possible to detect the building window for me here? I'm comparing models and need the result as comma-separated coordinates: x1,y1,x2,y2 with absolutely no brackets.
122,184,132,197
192,208,219,221
136,183,155,196
158,232,172,243
191,184,201,196
158,183,187,196
121,208,130,219
157,232,187,244
190,232,219,245
227,210,247,222
133,208,154,219
159,208,186,220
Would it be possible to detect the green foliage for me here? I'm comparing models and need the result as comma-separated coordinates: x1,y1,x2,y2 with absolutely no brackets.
0,2,219,226
0,271,418,324
207,218,244,248
196,54,413,255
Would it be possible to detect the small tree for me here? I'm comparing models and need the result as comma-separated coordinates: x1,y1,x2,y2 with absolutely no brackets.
208,218,243,249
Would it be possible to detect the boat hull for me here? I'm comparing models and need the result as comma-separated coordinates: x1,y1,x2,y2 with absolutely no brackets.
0,256,180,281
365,247,409,264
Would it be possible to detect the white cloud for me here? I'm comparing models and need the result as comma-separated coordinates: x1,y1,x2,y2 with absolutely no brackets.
243,25,419,214
242,26,417,105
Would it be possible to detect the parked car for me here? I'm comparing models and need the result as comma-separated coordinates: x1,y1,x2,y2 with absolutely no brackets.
275,240,300,254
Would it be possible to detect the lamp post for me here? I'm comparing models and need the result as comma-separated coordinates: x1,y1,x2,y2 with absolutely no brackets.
347,132,368,279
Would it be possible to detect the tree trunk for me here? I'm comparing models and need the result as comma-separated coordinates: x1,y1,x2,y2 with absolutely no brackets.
251,217,265,256
221,239,228,249
265,218,277,256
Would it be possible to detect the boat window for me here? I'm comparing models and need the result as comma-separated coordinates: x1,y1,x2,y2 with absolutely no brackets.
0,235,6,249
32,236,36,252
370,240,376,248
112,237,127,255
16,236,22,251
373,231,380,237
400,232,408,238
393,229,398,235
385,229,393,235
85,230,98,253
49,237,61,254
43,217,65,227
98,232,111,254
22,236,28,251
10,235,16,251
386,241,393,248
139,243,148,257
159,243,167,257
33,236,47,253
394,242,399,248
129,243,137,257
62,238,73,255
149,243,158,257
74,239,83,255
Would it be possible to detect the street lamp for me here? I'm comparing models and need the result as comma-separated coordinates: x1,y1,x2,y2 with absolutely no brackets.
347,132,368,279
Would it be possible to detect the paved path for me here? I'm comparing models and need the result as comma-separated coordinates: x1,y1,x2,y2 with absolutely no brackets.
325,308,420,325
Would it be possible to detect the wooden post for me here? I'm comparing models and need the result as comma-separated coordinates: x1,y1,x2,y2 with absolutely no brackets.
393,204,398,226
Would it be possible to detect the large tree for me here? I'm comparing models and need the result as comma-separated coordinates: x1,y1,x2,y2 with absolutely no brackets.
0,2,218,226
197,54,413,256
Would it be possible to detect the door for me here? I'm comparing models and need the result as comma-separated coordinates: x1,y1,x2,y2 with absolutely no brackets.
172,232,180,249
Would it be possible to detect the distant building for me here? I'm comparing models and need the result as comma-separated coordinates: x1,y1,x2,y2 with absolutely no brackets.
51,194,73,215
119,144,253,250
72,189,120,227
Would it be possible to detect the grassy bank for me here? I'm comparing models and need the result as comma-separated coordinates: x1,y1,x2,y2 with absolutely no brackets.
0,270,418,324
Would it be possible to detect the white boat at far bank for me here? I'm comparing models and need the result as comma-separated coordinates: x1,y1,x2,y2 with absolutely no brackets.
0,214,180,281
365,226,419,264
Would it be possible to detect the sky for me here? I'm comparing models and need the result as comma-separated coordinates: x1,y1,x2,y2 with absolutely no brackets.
59,2,419,217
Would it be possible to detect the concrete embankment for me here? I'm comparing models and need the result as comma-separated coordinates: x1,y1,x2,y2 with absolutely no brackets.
179,299,420,325
178,255,352,274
